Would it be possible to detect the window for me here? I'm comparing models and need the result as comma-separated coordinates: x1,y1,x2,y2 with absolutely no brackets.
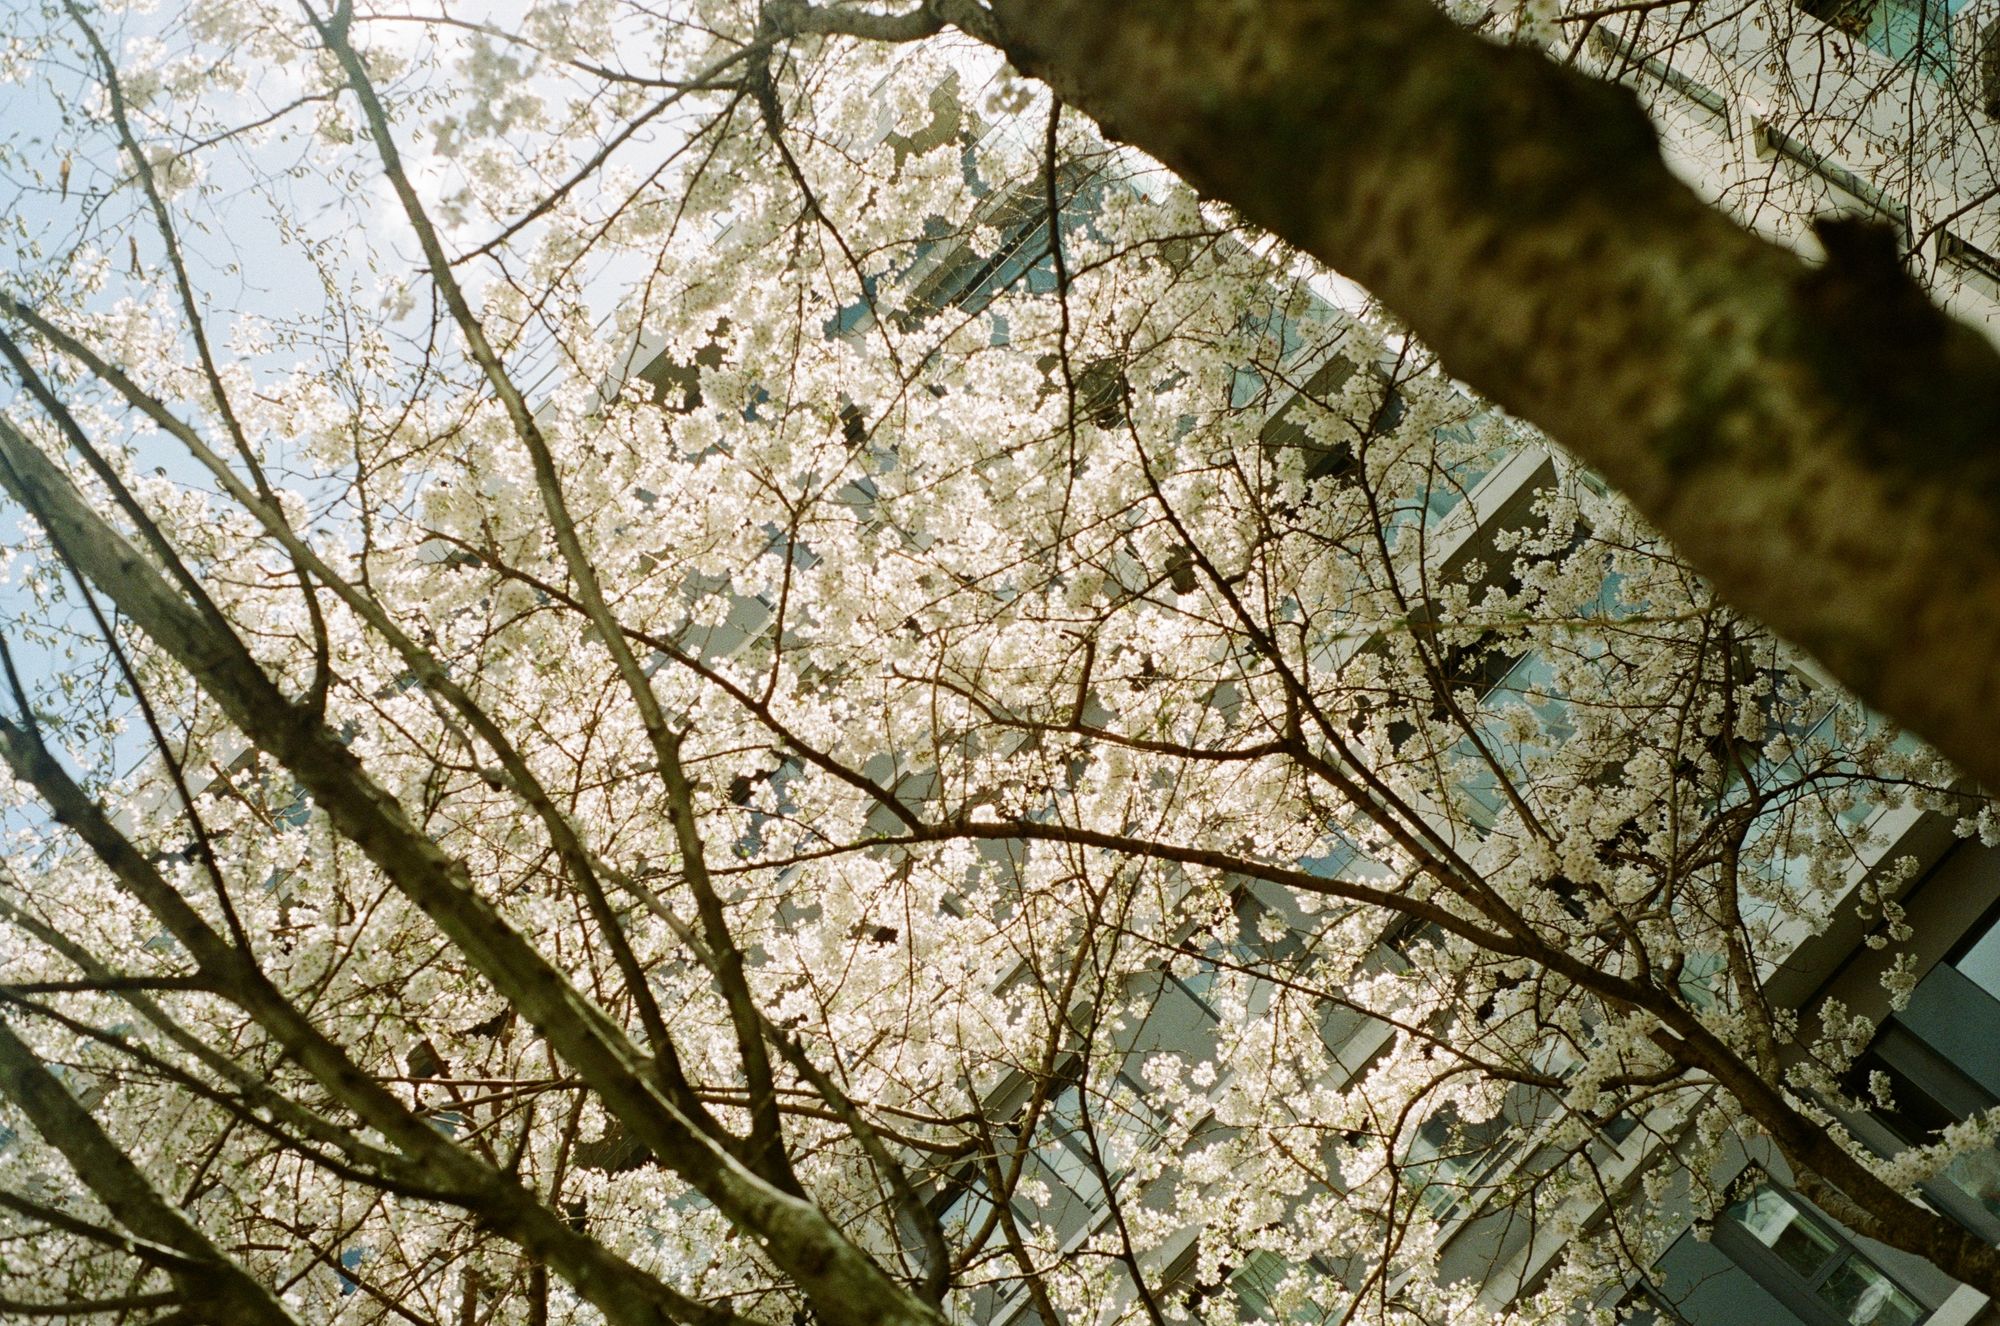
1589,28,1732,130
1758,122,1911,243
1403,1097,1528,1221
1072,355,1131,429
1029,1081,1105,1211
1732,694,1884,901
1800,0,1972,75
1846,895,2000,1235
1952,902,2000,1003
1867,897,2000,1116
1940,231,2000,295
936,1063,1164,1251
1230,1250,1334,1323
1258,352,1359,480
1981,16,2000,116
1174,890,1305,1012
1456,649,1577,834
337,1247,366,1297
1181,1248,1334,1324
1802,0,1875,37
959,219,1057,311
1715,1183,1926,1326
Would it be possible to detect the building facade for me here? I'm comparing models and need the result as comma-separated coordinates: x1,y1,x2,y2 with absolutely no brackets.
731,22,2000,1325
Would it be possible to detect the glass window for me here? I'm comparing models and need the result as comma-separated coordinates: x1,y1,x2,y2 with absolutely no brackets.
1033,1083,1104,1205
938,1175,998,1238
1232,1250,1291,1318
1951,906,2000,1004
1721,1183,1928,1326
1942,1146,2000,1221
337,1247,366,1296
1177,892,1305,1006
1455,649,1577,833
1589,28,1732,126
1617,1276,1695,1326
1405,1100,1519,1219
1726,1188,1841,1281
1086,1070,1167,1173
1677,949,1727,1012
1226,1250,1339,1323
937,1165,1038,1244
1818,1256,1925,1326
1854,1018,2000,1237
1864,0,1973,73
1418,412,1510,526
1801,0,1973,76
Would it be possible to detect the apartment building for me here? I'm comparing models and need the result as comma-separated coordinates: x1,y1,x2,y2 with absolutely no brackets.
664,26,2000,1326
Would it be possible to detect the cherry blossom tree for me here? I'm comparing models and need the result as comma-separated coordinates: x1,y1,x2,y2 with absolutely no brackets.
0,3,1994,1325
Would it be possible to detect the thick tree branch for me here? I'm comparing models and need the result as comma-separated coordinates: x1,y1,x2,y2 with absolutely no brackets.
0,1016,304,1326
0,720,755,1326
309,5,806,1199
0,307,737,1153
0,414,939,1326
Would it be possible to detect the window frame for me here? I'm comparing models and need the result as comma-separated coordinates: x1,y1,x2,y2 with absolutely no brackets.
1710,1179,1930,1326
